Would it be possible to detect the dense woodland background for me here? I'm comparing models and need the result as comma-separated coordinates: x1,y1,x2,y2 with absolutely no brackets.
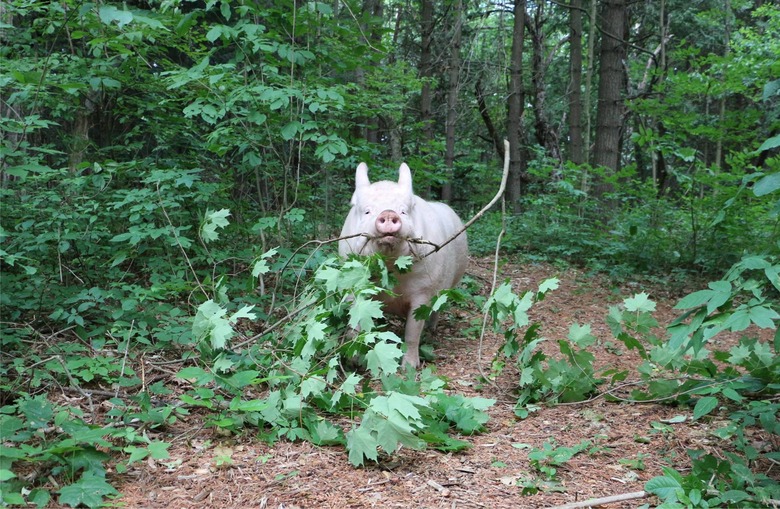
1,0,779,507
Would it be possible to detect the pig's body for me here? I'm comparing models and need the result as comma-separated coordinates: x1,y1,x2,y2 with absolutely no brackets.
339,163,468,368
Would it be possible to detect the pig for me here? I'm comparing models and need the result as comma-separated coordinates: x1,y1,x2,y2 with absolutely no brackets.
339,162,469,368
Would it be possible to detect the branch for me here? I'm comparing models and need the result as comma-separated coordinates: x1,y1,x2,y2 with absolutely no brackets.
420,139,510,258
548,490,648,509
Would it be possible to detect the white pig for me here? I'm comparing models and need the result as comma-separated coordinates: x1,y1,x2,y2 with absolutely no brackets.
339,162,468,368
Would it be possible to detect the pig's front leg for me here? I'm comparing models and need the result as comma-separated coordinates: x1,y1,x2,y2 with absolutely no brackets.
401,309,427,369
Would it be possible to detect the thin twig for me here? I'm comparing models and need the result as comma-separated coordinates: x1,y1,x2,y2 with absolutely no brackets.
155,182,208,300
111,320,135,399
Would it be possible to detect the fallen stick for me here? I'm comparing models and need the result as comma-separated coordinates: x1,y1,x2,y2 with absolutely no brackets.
547,490,648,509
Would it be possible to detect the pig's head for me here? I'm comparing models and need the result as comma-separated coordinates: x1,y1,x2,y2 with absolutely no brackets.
344,162,417,258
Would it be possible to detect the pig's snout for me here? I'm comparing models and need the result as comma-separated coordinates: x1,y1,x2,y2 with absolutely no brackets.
376,210,402,236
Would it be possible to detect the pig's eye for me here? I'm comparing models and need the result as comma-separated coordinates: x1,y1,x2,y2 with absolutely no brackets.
364,208,371,215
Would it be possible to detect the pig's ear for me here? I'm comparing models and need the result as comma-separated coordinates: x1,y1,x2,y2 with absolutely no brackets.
355,163,370,189
398,163,413,193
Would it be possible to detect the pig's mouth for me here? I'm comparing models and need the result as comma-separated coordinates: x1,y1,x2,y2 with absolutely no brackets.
373,233,404,252
376,234,400,245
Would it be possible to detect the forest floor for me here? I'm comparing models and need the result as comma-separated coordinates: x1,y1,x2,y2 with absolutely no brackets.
108,258,762,508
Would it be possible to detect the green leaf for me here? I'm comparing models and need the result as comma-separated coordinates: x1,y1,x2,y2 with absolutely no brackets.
300,377,327,398
230,305,256,322
758,134,780,152
748,305,779,328
385,392,427,421
692,396,718,420
568,323,596,347
98,5,133,27
395,256,413,271
252,248,278,277
0,416,24,438
675,289,712,310
58,472,118,508
754,172,780,196
308,419,343,446
29,489,50,508
645,475,683,501
624,292,656,313
365,340,402,376
348,296,384,332
281,121,301,140
224,370,261,389
146,441,170,460
346,426,378,466
538,278,560,294
206,25,225,42
721,490,751,503
201,208,231,242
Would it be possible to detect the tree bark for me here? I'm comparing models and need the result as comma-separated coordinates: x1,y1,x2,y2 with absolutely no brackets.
528,2,561,163
568,0,585,164
442,0,463,202
507,0,527,211
419,0,435,146
475,77,504,159
592,0,627,176
583,0,598,164
353,0,384,145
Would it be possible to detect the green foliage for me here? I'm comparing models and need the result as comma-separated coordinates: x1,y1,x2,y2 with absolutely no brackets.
468,156,779,278
484,278,607,417
606,256,780,507
527,439,593,481
0,394,170,508
479,254,778,505
182,252,493,467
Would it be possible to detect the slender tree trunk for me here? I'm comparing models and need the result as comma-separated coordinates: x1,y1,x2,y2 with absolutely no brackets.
592,0,627,176
583,0,598,164
475,77,504,159
442,0,463,201
354,0,384,145
528,2,561,163
654,0,669,194
419,0,434,148
714,0,731,171
507,0,527,212
0,1,18,184
568,0,584,164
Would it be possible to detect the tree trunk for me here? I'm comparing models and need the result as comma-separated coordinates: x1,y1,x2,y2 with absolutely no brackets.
568,0,585,164
592,0,627,175
507,0,527,212
442,0,462,202
714,0,731,171
528,3,561,163
354,0,384,145
419,0,434,147
583,0,598,164
475,77,504,159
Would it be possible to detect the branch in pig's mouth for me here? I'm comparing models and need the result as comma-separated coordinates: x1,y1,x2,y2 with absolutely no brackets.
407,237,444,252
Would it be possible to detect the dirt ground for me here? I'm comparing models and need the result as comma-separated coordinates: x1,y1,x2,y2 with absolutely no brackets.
109,259,768,508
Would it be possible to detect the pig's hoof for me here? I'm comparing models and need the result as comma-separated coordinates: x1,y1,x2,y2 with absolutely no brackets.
401,353,420,370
